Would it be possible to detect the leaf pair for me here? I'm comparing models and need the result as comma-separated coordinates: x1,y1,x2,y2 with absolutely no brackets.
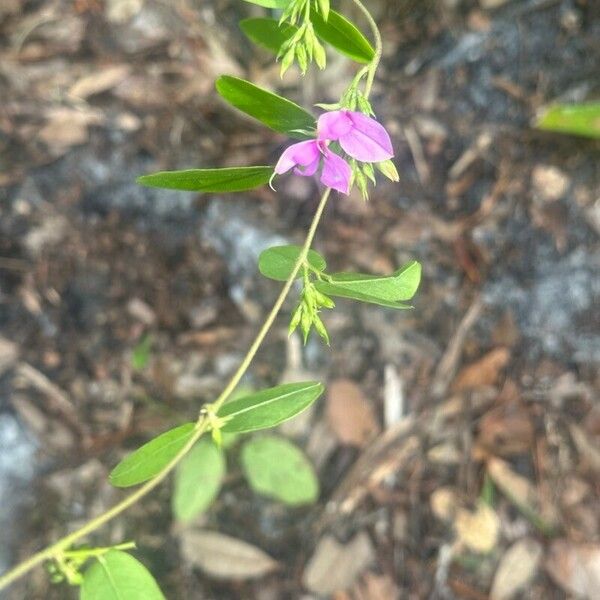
109,381,324,488
137,77,316,193
259,244,422,308
241,11,375,64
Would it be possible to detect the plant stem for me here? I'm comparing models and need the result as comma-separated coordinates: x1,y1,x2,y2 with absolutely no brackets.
0,188,331,592
351,0,383,98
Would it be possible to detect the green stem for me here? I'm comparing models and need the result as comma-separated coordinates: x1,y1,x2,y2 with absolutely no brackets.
351,0,383,98
0,188,331,593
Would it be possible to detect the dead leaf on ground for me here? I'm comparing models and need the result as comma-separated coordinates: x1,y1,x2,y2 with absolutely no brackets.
302,532,375,596
0,337,18,376
326,379,380,447
477,388,534,456
452,347,510,392
179,530,278,580
37,107,104,156
487,457,558,534
569,423,600,473
454,501,500,554
490,538,543,600
545,540,600,599
353,572,399,600
68,64,131,99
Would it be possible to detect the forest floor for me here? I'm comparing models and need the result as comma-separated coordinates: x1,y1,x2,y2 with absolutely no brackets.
0,0,599,598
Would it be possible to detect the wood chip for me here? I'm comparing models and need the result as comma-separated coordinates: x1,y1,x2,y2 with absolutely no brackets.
68,64,131,99
302,533,374,595
179,530,278,580
0,337,18,376
452,347,510,392
545,540,600,599
326,379,379,447
487,457,558,533
353,572,399,600
490,538,543,600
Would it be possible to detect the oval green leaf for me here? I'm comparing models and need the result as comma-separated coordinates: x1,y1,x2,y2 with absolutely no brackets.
81,550,165,600
318,260,421,302
215,76,316,138
536,102,600,139
258,245,326,281
314,281,413,309
241,436,319,505
240,18,297,54
172,439,226,522
242,0,290,7
218,381,324,433
137,166,274,193
109,423,196,488
311,9,375,64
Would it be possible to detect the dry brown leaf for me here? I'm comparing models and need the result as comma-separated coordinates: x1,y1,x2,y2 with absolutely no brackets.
179,530,278,580
0,337,18,376
487,457,558,533
452,347,510,392
490,538,543,600
454,501,500,554
68,64,131,99
545,540,600,599
326,379,380,447
477,402,534,456
353,572,399,600
570,423,600,473
37,107,104,156
302,532,375,595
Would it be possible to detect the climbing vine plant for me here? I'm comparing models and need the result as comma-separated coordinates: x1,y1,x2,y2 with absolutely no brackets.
0,0,421,597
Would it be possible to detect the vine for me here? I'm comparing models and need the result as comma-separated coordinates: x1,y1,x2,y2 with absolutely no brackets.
0,0,421,596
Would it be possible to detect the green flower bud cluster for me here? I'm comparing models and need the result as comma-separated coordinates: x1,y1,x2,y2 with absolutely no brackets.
278,0,329,76
289,273,335,344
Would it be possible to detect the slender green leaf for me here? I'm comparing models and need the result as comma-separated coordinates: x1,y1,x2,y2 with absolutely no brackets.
172,439,225,522
131,334,151,371
318,260,421,302
109,423,196,488
81,551,165,600
240,18,296,53
218,381,324,433
314,281,413,309
311,9,375,64
215,76,316,137
258,245,326,281
536,103,600,139
242,0,290,7
137,166,273,193
241,436,319,505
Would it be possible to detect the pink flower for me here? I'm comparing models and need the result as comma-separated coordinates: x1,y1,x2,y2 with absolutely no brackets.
317,110,394,163
274,139,352,195
273,109,394,195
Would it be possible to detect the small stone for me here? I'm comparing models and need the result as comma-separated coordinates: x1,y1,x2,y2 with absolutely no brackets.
532,165,570,202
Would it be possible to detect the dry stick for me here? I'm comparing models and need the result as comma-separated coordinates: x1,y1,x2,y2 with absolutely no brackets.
0,189,331,592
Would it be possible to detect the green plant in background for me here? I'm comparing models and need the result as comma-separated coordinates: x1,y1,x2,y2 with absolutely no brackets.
0,1,421,597
535,102,600,139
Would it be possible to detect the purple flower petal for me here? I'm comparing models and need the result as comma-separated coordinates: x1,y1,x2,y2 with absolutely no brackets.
293,154,320,176
339,111,394,162
274,140,321,175
320,149,352,195
317,111,353,141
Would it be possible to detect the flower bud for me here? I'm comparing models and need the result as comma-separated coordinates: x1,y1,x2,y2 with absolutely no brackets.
376,159,400,182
